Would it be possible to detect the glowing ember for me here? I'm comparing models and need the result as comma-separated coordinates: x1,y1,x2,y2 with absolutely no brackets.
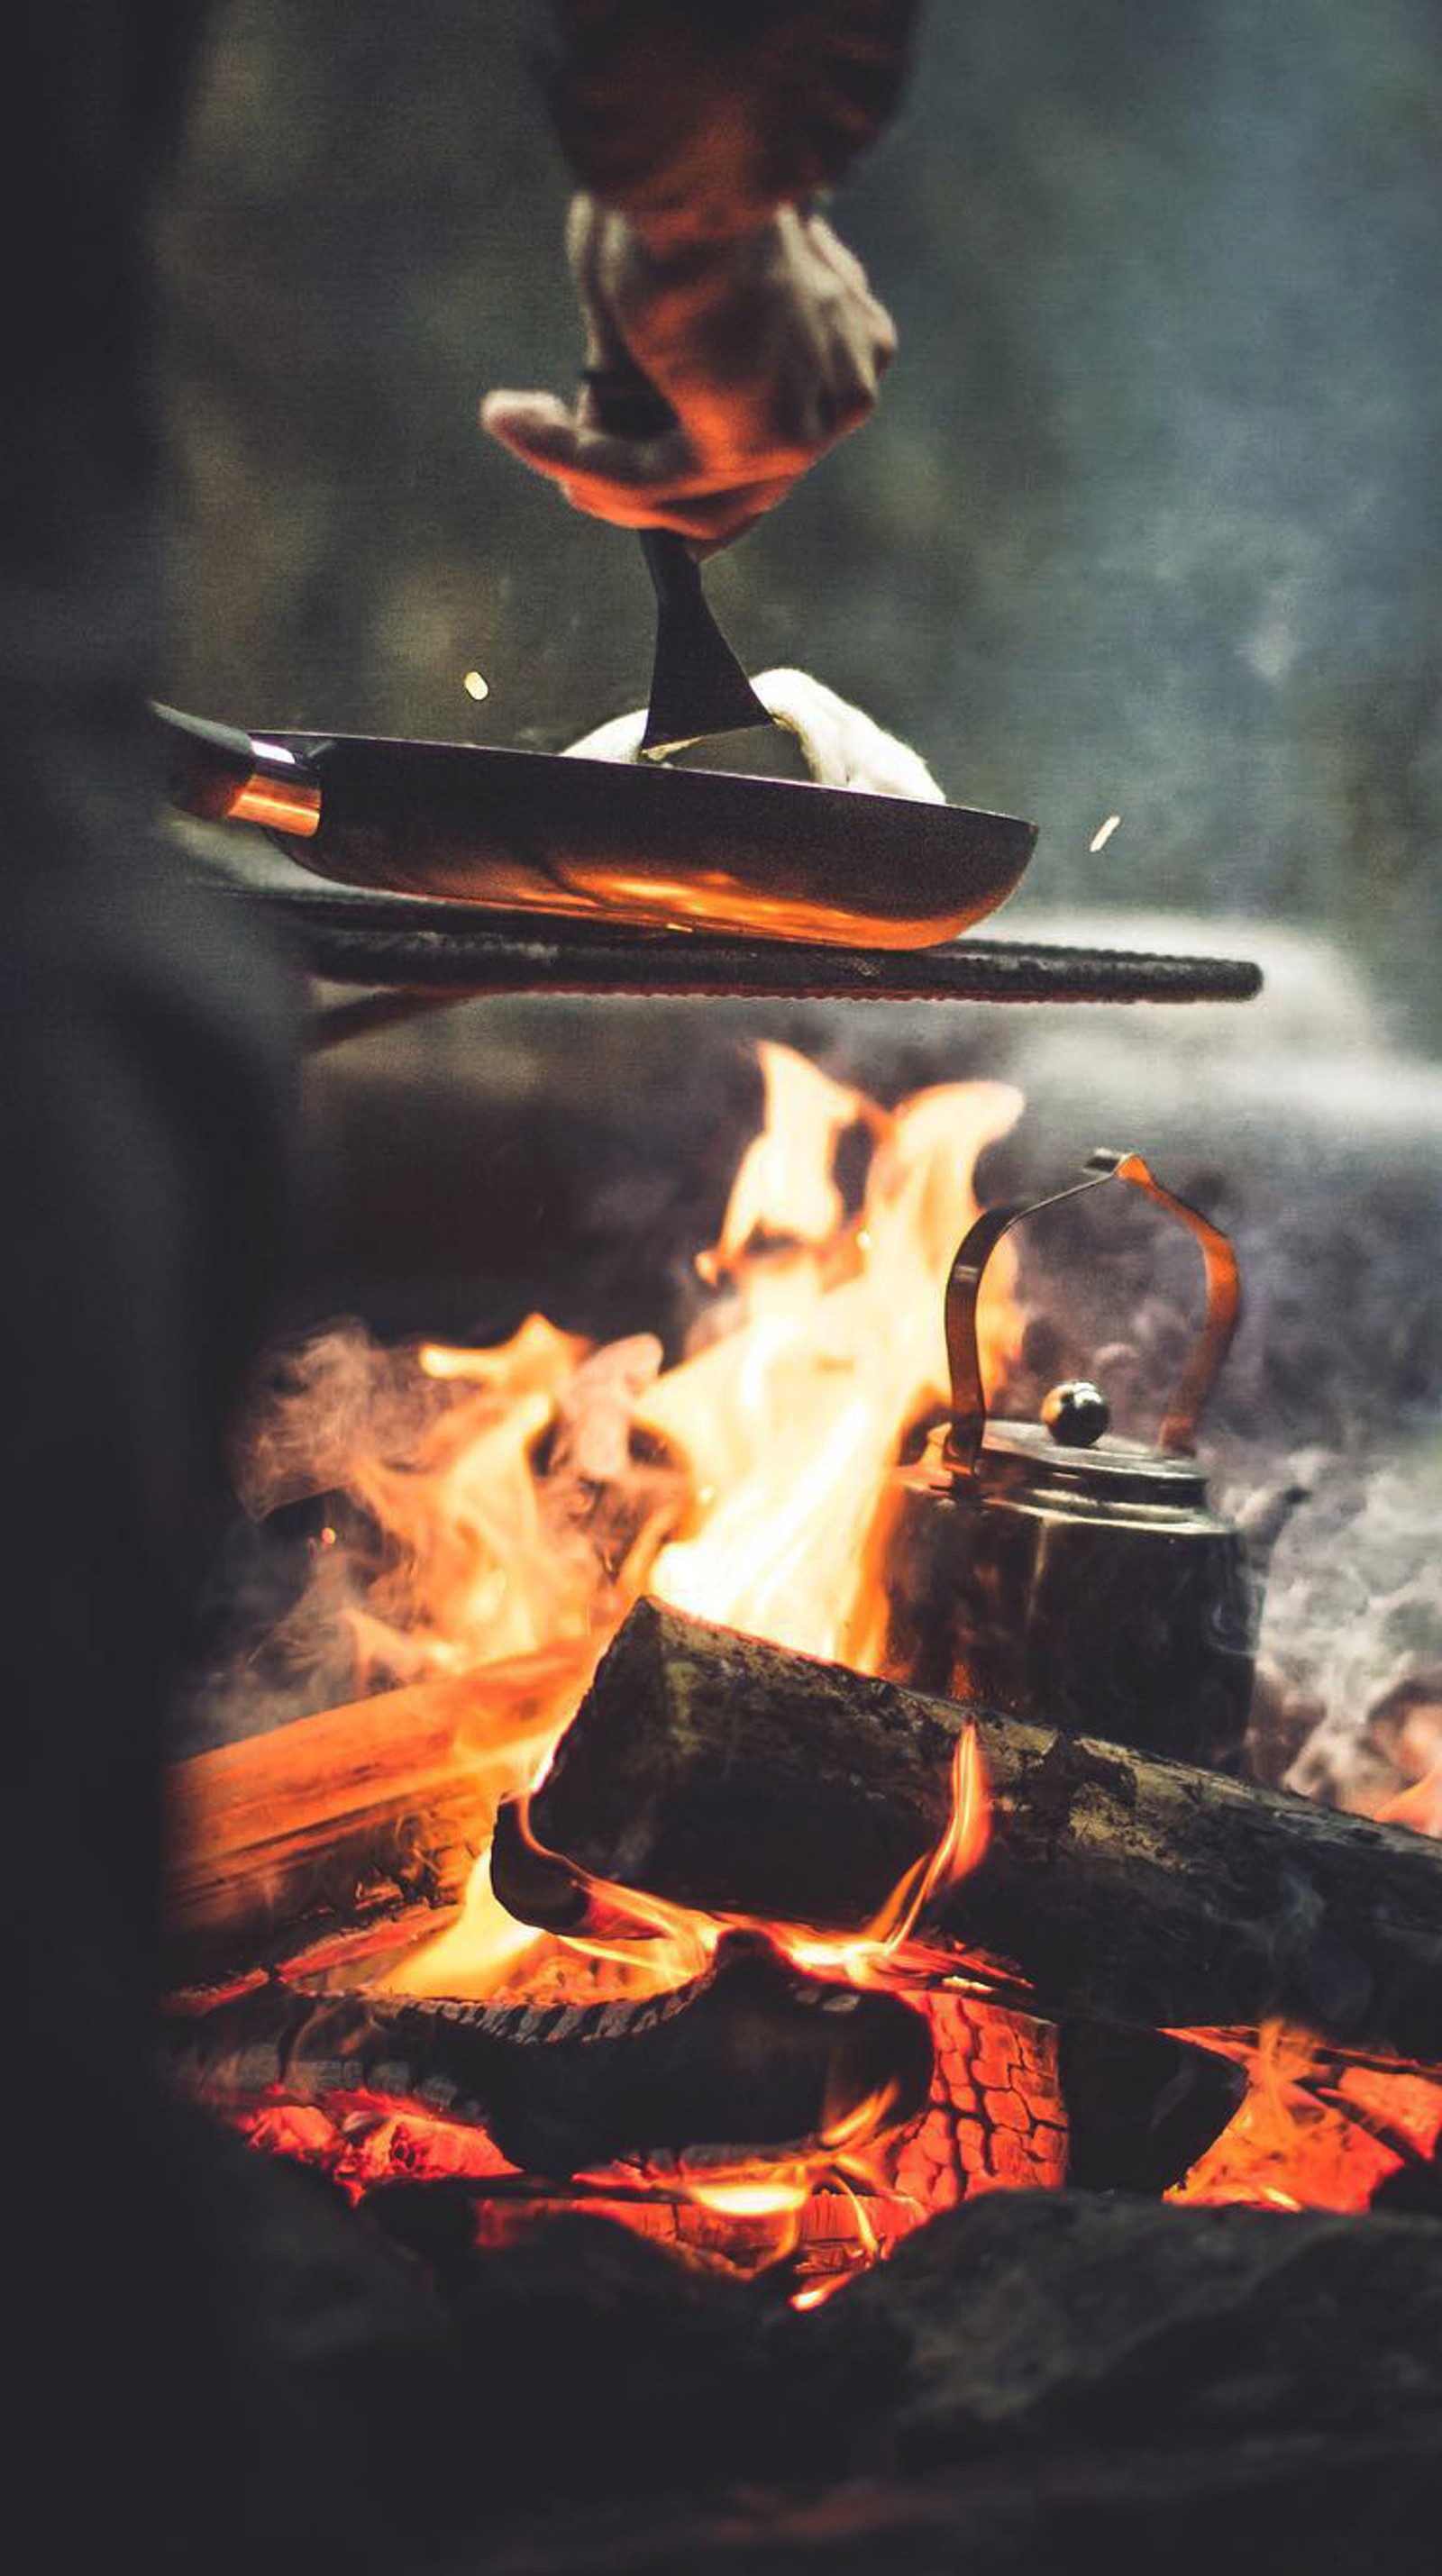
687,2178,810,2219
1166,2020,1442,2214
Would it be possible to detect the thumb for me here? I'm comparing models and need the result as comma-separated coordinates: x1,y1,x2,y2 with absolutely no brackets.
480,389,587,477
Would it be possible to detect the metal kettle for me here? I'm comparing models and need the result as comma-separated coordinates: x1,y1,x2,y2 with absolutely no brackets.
852,1149,1264,1768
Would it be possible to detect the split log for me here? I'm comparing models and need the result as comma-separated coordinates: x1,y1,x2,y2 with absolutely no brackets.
490,1601,1442,2065
165,1643,591,1986
165,1932,933,2180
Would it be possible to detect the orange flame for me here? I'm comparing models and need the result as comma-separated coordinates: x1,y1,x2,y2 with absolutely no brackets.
697,1042,880,1282
360,1046,1016,2018
1374,1758,1442,1838
248,1048,1020,1720
1166,2017,1442,2213
638,1065,1023,1661
783,1724,990,1988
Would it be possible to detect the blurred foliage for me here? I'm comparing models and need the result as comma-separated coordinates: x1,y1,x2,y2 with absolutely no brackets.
157,0,1442,1042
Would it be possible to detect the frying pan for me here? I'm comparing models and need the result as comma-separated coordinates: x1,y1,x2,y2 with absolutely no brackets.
156,535,1036,951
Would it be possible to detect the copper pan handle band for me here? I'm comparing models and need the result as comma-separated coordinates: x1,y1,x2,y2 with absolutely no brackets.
943,1148,1240,1477
152,702,323,839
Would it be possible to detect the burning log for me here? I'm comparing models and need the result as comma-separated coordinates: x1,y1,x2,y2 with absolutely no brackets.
889,1991,1070,2206
165,1933,933,2180
166,1644,591,1986
491,1601,1442,2065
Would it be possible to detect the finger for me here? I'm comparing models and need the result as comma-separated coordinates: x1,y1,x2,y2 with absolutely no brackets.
555,472,800,541
795,207,874,298
483,389,699,493
486,385,811,514
688,505,774,560
480,390,581,486
798,216,899,373
650,472,800,540
808,376,883,444
487,388,870,535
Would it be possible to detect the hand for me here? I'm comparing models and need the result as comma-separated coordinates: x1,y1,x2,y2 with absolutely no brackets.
481,195,897,550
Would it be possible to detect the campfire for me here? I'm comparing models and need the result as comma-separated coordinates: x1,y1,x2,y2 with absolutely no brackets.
165,1040,1442,2301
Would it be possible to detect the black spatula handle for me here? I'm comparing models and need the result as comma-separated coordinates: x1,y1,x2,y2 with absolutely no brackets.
583,363,775,758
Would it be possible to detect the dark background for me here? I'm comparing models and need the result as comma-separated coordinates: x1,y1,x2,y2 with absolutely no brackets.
157,0,1442,1042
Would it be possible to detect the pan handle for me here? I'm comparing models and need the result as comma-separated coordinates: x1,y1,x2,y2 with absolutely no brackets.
151,702,324,839
583,363,776,758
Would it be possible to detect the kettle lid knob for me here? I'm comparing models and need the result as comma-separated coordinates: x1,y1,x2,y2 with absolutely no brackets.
1040,1380,1111,1448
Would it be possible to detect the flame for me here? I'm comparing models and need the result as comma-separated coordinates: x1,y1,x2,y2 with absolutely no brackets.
784,1724,990,1987
698,1042,879,1280
687,2178,810,2219
339,1316,600,1682
416,1316,585,1393
655,2075,913,2281
379,1846,550,2002
1166,2018,1442,2213
240,1051,1019,1714
1374,1757,1442,1838
350,1046,1014,2016
638,1064,1023,1659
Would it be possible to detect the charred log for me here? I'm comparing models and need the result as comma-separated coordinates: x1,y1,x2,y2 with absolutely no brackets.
1056,2024,1246,2195
491,1601,1442,2064
166,1932,933,2180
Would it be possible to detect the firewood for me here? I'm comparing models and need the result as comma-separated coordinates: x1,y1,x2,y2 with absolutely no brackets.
490,1601,1442,2065
165,1932,933,2180
165,1643,591,1985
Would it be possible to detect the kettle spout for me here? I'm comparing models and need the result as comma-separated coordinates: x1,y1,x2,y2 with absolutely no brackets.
1236,1477,1310,1576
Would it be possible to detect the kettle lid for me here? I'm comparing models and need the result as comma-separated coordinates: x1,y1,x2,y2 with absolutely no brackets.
976,1414,1223,1523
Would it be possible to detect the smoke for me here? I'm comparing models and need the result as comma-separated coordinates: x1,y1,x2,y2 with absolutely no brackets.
178,1318,683,1752
999,1183,1442,1815
1261,1445,1442,1809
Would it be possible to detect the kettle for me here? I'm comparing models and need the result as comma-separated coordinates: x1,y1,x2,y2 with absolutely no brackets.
851,1149,1266,1768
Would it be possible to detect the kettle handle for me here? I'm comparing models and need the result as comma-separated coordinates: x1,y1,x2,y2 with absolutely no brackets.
943,1148,1240,1476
